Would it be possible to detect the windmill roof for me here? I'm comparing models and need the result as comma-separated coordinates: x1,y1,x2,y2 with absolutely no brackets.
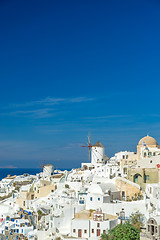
105,154,109,160
92,141,104,148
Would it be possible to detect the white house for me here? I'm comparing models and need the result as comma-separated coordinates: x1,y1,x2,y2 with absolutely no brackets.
86,183,120,210
71,209,118,239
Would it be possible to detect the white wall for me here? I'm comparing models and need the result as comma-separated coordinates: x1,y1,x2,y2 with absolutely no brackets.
71,218,118,238
101,200,146,217
72,219,89,238
91,147,105,164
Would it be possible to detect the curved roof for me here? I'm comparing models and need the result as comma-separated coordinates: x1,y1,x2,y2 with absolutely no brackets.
92,141,104,148
138,135,158,146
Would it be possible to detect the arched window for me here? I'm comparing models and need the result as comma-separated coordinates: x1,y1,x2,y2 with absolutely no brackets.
147,218,158,236
134,174,142,183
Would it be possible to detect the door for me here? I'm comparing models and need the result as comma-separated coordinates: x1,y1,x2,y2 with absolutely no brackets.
78,229,82,237
97,229,100,236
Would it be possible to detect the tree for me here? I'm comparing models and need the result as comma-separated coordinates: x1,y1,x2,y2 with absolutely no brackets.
37,210,43,215
129,211,144,230
101,232,110,240
101,222,140,240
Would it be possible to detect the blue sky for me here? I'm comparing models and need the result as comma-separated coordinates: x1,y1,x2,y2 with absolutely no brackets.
1,0,160,168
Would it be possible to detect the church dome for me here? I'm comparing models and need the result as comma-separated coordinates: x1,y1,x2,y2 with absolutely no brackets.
138,135,158,146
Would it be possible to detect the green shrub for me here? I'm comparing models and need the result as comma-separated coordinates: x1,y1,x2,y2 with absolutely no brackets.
101,222,140,240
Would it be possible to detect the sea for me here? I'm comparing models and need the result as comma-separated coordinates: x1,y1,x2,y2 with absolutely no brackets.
0,168,71,181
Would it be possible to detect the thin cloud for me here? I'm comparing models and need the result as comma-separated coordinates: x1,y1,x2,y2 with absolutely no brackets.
6,108,55,119
60,143,82,150
10,96,94,108
35,97,66,106
69,97,94,103
83,115,131,120
0,96,94,119
0,165,16,169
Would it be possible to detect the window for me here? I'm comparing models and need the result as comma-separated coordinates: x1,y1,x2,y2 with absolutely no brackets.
126,155,128,159
23,201,25,206
97,223,100,228
150,160,152,163
103,230,106,233
37,190,39,193
73,229,76,233
98,197,100,201
90,197,92,201
145,175,149,181
84,229,87,233
92,229,94,233
51,190,54,192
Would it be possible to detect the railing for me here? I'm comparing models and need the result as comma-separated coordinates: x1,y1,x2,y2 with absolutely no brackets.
118,216,130,220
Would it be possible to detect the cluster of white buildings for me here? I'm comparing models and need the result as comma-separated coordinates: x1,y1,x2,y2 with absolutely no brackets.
0,136,160,239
